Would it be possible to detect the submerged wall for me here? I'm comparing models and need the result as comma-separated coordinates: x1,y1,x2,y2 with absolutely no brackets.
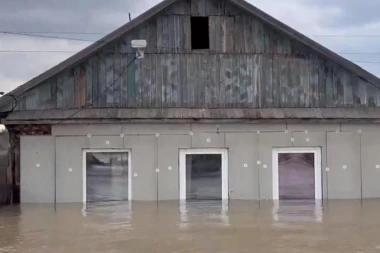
19,123,380,203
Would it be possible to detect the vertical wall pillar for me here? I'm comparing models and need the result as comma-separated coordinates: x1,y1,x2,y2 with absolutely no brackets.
5,124,51,204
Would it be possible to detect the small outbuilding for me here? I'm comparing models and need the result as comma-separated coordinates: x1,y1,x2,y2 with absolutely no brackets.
1,0,380,204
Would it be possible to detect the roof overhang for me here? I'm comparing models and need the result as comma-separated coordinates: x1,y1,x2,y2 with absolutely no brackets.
3,108,380,125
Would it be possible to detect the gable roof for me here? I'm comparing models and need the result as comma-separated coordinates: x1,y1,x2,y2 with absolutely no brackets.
1,0,380,109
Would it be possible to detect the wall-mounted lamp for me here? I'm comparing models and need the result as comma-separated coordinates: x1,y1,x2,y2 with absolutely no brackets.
131,40,147,59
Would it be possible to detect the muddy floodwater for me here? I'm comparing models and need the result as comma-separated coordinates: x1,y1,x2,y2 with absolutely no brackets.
1,200,380,253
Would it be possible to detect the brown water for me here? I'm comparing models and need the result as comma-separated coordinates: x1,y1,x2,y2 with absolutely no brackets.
1,200,380,253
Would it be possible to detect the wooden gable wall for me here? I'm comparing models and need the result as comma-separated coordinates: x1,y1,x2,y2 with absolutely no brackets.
11,0,380,111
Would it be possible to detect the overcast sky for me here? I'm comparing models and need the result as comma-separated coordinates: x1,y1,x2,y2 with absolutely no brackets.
1,0,380,93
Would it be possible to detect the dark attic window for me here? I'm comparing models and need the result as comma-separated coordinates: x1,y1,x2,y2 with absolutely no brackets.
191,17,210,50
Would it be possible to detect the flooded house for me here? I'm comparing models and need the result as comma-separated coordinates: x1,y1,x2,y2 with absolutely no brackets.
1,0,380,204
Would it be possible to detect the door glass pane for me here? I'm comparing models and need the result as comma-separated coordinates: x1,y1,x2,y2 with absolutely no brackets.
86,152,128,202
186,154,222,200
278,153,315,200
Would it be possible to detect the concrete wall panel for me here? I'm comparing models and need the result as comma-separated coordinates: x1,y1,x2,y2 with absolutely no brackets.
293,132,328,199
192,133,225,148
226,133,259,199
55,136,88,203
122,124,191,135
341,124,379,133
361,133,380,198
258,133,292,200
327,132,361,199
157,135,191,200
52,124,122,136
192,123,286,133
20,136,55,203
219,124,286,133
89,136,123,149
288,124,340,132
124,136,157,201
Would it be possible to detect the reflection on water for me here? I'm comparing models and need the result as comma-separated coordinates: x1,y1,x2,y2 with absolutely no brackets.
2,200,380,252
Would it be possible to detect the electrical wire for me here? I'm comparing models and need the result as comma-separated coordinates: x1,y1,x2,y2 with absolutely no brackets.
52,55,138,125
5,31,380,38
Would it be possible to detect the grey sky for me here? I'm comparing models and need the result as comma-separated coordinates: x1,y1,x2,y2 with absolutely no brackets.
1,0,380,93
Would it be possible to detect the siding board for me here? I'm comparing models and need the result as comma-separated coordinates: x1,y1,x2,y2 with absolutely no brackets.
10,2,380,112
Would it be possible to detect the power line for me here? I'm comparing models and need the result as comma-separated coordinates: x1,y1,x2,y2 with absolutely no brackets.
4,31,380,38
53,55,138,125
0,31,95,42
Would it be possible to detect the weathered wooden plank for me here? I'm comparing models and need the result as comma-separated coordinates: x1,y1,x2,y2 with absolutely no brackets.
183,15,191,51
255,18,265,53
332,65,341,106
162,54,169,107
253,54,261,107
224,55,233,107
231,55,240,107
293,58,301,107
204,55,212,107
168,16,175,53
198,54,206,107
113,54,122,107
186,54,195,107
155,54,163,108
135,58,142,108
209,16,217,52
120,54,128,107
25,89,38,110
239,54,249,107
300,57,309,107
64,70,75,109
246,55,254,107
243,15,251,53
86,60,93,107
127,54,136,107
355,78,367,107
97,55,107,107
156,16,164,53
272,55,280,107
171,54,180,107
74,66,86,108
264,55,273,107
179,54,188,107
149,54,157,107
342,70,353,107
366,78,377,107
324,63,332,107
318,58,326,107
310,56,319,107
50,78,57,109
56,74,64,109
279,55,288,107
37,81,53,110
162,16,169,53
105,55,114,107
195,0,207,16
140,54,150,108
234,15,243,53
221,16,234,53
163,0,189,15
205,0,219,15
214,54,221,107
148,19,157,54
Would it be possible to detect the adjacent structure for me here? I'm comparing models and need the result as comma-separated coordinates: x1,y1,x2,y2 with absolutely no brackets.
1,0,380,204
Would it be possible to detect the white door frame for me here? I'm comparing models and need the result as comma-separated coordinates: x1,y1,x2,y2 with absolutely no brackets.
179,148,229,200
272,147,322,200
82,149,132,203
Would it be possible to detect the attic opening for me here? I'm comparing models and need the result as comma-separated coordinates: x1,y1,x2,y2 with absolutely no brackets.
191,17,209,50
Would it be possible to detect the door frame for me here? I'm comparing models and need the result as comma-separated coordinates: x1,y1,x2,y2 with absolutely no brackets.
82,149,132,203
272,147,322,200
179,148,229,200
